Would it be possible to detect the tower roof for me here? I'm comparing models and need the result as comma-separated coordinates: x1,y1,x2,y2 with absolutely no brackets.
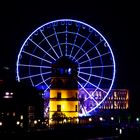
52,56,77,68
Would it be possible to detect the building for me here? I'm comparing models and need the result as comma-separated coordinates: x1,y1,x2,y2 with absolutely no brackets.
78,88,129,116
49,56,79,122
0,80,44,131
77,88,129,125
98,89,129,110
44,85,129,122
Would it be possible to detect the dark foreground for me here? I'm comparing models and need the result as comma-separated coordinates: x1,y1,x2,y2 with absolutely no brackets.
1,124,140,139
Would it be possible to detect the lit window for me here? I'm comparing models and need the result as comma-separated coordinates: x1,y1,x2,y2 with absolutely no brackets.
68,68,71,74
34,120,37,124
20,115,23,120
4,92,13,98
5,92,9,96
114,92,117,99
0,122,2,126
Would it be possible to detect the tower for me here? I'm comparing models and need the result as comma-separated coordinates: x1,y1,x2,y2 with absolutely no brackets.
49,56,78,122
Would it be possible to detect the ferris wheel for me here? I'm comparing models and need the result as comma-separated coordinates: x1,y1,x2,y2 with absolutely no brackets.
16,19,116,116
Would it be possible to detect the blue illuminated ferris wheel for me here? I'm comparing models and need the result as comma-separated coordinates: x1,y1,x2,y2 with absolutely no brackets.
16,19,116,116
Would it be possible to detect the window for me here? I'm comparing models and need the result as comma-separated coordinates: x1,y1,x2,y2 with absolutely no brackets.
68,68,71,75
57,105,61,111
57,92,61,99
60,68,64,75
75,92,78,98
75,105,78,112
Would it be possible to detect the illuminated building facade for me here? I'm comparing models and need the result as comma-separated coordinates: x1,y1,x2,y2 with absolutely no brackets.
44,87,129,119
78,88,129,113
49,56,79,120
98,89,129,110
77,88,129,124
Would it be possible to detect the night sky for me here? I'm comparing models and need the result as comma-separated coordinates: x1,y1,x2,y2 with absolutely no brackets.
0,1,139,112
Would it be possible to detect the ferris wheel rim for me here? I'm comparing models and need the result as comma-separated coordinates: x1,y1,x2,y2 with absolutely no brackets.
16,19,116,116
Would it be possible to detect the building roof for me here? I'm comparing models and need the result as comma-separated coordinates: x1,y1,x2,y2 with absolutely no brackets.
52,56,78,68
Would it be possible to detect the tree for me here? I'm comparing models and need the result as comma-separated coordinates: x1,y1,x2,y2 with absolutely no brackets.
52,112,66,124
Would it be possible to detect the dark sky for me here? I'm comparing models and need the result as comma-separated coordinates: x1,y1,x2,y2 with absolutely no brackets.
0,1,139,111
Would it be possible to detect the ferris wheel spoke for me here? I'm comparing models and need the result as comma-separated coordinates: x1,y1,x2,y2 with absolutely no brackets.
29,39,56,61
20,71,51,80
44,84,51,92
72,31,93,61
78,75,107,94
76,40,103,62
79,52,110,65
78,82,98,105
65,22,68,56
79,71,112,81
40,30,60,59
18,63,51,69
22,51,52,64
35,77,51,87
79,65,114,69
70,26,81,57
53,26,63,56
